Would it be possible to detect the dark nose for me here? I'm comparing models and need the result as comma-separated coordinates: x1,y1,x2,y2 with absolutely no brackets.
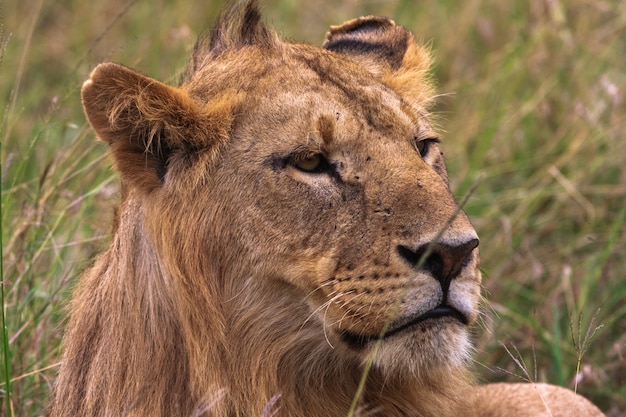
397,237,479,287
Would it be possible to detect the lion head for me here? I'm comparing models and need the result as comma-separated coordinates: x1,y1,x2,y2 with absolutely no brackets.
49,2,481,416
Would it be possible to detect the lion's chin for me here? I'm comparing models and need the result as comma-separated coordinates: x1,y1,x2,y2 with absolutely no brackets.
337,315,473,377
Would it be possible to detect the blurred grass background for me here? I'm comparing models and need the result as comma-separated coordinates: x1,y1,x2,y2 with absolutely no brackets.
1,0,624,415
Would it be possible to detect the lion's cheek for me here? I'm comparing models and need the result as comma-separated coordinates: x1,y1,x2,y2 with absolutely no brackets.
271,253,340,292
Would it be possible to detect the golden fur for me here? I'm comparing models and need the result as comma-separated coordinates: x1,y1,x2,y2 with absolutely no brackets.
48,2,604,416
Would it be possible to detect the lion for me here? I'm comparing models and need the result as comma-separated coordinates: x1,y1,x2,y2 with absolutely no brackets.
48,1,604,416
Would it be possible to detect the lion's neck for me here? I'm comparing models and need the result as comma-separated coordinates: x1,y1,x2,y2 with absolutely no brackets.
51,198,195,417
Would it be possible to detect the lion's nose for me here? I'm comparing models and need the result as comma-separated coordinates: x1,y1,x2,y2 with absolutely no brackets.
397,237,479,287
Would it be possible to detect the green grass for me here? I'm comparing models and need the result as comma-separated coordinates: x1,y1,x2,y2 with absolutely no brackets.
2,0,625,415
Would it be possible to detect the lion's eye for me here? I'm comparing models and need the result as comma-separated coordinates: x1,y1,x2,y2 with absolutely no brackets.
291,154,328,173
414,137,440,157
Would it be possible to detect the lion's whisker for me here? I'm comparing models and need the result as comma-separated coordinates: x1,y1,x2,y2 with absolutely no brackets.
297,290,356,343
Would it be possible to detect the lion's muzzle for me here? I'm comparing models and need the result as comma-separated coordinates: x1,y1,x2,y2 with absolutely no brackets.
396,236,479,293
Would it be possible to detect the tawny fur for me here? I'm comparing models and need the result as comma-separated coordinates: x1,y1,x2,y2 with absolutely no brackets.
48,2,604,416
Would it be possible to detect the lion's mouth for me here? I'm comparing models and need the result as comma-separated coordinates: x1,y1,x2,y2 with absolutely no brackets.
339,306,468,350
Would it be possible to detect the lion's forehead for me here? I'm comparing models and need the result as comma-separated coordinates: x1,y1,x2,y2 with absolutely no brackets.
262,87,413,131
188,46,431,146
234,86,425,164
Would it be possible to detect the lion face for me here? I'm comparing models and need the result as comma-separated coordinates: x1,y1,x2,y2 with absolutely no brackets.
183,45,481,374
80,13,481,380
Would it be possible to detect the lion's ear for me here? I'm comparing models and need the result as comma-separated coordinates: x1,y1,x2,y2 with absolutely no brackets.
82,63,232,193
323,16,434,105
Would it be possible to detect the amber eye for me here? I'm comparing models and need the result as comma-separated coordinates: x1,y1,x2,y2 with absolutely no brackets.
292,154,326,173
